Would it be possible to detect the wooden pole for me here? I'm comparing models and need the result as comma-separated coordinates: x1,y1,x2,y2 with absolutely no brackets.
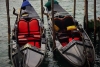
73,0,76,19
94,0,96,45
41,0,44,24
6,0,11,60
51,0,56,50
6,0,11,44
84,0,88,32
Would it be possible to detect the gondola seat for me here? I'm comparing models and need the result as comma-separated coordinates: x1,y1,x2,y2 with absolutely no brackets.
54,16,75,32
58,29,81,47
17,19,41,48
69,30,82,42
57,31,70,47
54,16,79,47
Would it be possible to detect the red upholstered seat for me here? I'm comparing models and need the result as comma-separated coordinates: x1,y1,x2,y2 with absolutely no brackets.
29,19,39,32
18,20,28,33
61,42,67,47
74,37,80,40
69,38,72,42
35,42,40,48
69,37,80,42
17,19,41,48
29,19,40,35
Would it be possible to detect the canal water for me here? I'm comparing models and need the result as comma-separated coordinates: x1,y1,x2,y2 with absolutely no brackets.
0,0,100,67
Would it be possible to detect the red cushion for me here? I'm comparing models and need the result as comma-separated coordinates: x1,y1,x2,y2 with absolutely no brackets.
61,42,67,47
35,42,40,48
18,19,40,34
17,19,41,48
29,19,40,32
69,38,72,42
27,42,40,48
74,37,80,40
18,20,28,33
28,42,34,46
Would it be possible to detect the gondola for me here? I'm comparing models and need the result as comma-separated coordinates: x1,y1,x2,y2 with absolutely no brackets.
9,0,47,67
44,1,95,67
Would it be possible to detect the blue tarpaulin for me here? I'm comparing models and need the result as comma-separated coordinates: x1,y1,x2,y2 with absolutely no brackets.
21,0,31,8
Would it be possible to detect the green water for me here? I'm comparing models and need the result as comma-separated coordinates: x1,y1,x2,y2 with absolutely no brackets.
0,0,100,67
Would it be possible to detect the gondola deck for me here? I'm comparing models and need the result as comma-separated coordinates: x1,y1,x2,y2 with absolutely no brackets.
20,5,40,19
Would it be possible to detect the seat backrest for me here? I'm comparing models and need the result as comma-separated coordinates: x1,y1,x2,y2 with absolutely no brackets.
71,30,81,37
63,16,75,27
29,19,40,32
18,19,40,34
18,19,28,33
54,16,75,32
17,19,41,47
54,18,62,31
71,30,82,41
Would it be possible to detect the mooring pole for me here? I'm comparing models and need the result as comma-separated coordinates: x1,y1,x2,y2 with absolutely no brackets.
6,0,11,44
51,0,56,50
6,0,11,60
94,0,96,45
73,0,76,19
41,0,44,24
84,0,88,32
